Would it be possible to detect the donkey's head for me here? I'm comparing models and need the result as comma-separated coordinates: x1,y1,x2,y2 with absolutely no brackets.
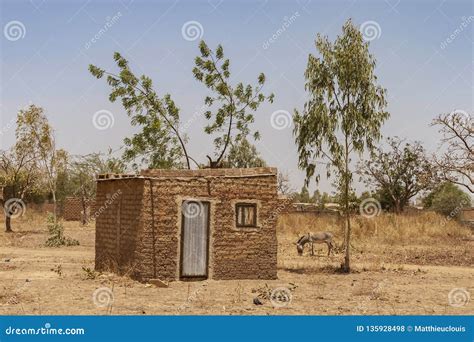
296,243,304,255
296,235,307,255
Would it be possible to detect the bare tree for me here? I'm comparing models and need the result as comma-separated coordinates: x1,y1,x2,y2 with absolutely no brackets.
431,111,473,193
277,171,293,195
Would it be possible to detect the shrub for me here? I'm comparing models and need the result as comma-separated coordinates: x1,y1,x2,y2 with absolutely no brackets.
44,213,80,247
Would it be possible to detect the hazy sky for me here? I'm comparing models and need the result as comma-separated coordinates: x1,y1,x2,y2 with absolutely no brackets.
1,0,472,194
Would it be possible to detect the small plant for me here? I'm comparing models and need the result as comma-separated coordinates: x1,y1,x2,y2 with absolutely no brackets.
44,213,80,247
82,266,99,280
51,264,63,277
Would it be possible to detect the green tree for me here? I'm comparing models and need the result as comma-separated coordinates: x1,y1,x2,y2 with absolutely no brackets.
293,19,389,272
294,186,311,203
422,182,471,218
358,137,435,213
89,54,190,169
312,189,322,205
193,41,274,167
226,139,266,168
89,41,273,169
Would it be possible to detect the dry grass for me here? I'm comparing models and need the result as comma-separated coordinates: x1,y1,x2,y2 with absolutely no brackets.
0,210,472,315
278,211,471,245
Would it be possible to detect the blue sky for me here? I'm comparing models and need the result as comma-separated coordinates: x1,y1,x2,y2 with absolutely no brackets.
0,0,472,194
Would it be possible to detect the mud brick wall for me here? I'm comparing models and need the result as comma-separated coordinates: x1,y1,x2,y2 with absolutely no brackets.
141,168,279,281
461,208,474,222
62,197,96,221
95,168,279,281
95,178,146,279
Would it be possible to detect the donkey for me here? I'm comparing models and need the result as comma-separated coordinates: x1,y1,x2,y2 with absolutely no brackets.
296,232,335,256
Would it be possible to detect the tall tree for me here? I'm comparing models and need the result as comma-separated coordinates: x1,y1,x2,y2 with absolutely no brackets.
358,137,435,213
89,54,190,169
15,105,66,221
293,19,389,272
431,112,473,193
193,41,274,167
89,41,273,169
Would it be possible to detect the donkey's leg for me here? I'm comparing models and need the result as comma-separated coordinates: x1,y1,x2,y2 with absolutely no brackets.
326,241,331,256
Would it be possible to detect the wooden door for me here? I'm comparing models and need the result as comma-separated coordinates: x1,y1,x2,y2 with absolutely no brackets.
180,201,210,279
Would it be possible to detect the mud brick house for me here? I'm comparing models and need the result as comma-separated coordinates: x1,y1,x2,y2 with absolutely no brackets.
94,167,279,282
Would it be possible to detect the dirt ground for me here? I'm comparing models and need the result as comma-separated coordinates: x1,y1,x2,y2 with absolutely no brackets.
0,213,472,315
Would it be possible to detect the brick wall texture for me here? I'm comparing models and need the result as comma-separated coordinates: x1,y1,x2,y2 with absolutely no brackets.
95,168,279,282
61,197,96,221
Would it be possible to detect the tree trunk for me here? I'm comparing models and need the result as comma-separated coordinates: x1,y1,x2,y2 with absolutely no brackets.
342,135,351,273
394,200,400,214
80,195,87,225
52,191,57,223
5,216,12,233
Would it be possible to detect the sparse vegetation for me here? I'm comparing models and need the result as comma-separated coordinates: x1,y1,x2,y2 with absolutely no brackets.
44,213,79,247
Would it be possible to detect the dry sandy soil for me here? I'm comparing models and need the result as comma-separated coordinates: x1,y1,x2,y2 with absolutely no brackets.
0,212,472,315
